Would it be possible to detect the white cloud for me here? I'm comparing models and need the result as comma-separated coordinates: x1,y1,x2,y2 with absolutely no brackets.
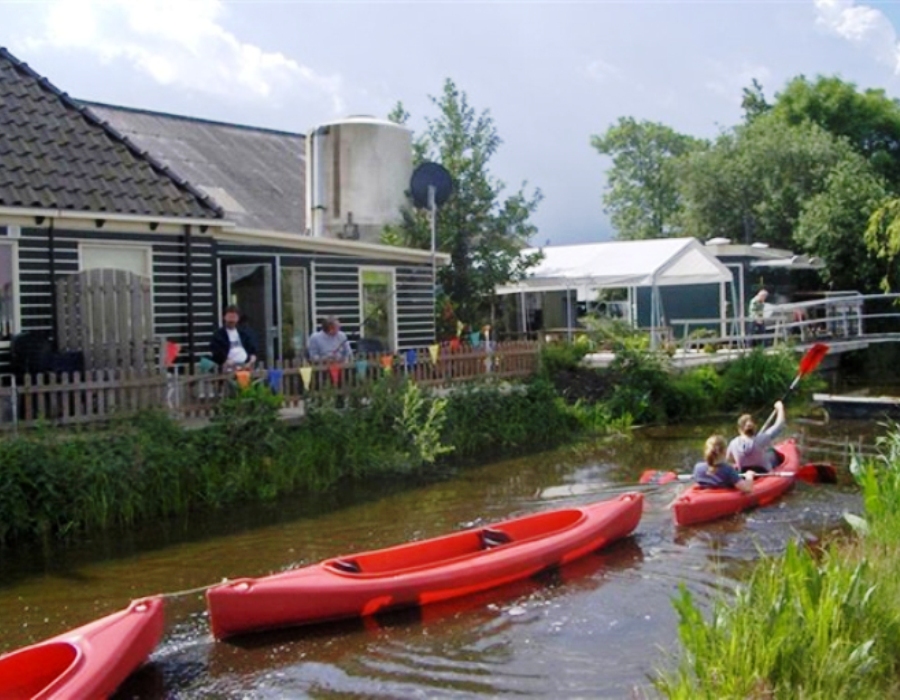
24,0,345,111
814,0,900,73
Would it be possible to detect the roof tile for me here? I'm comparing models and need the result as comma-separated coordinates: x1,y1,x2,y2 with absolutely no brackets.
0,47,222,220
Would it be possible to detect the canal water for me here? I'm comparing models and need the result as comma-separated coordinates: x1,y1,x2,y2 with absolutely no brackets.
0,418,873,699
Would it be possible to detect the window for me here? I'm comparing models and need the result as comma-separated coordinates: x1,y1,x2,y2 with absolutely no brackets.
360,268,396,352
281,267,310,361
80,244,152,277
0,242,18,340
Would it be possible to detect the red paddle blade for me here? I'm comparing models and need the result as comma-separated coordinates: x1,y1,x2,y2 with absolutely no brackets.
639,470,678,485
796,462,838,484
798,343,829,377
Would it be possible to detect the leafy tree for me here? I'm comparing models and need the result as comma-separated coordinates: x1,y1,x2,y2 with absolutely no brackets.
591,118,703,240
796,156,888,291
679,115,855,249
741,78,771,124
864,198,900,291
771,75,900,186
385,79,542,334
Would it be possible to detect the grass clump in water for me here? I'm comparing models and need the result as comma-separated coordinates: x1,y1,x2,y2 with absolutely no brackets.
656,426,900,699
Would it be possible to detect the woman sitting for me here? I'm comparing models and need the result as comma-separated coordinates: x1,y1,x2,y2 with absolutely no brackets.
693,435,753,492
727,400,786,474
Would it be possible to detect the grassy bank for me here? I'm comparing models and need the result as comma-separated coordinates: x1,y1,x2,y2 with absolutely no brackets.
655,428,900,698
0,342,814,547
0,378,603,547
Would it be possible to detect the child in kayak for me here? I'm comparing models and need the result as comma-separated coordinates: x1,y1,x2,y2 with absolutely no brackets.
693,435,753,492
727,400,786,474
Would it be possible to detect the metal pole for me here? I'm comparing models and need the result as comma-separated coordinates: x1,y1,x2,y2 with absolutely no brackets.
11,374,17,434
429,185,437,294
520,291,527,338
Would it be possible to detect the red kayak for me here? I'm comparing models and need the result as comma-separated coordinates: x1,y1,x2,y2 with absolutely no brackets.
207,492,644,639
672,439,801,526
0,596,164,700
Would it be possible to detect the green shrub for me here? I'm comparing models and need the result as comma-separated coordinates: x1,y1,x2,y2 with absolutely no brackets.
539,341,590,376
0,378,581,546
719,347,796,411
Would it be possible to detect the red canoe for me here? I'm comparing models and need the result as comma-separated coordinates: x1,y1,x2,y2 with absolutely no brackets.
206,492,644,639
672,439,801,526
0,596,164,700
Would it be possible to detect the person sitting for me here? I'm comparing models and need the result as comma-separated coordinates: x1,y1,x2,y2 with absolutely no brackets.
308,315,352,363
726,400,786,474
209,304,257,371
693,435,753,492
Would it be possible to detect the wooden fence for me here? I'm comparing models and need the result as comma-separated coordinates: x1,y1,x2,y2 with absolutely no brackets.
56,268,158,371
0,341,541,430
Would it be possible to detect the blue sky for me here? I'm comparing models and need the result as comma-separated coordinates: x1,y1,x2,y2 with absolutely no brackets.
2,0,900,245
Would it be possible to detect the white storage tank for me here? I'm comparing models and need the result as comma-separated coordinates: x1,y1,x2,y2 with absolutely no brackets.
306,116,413,243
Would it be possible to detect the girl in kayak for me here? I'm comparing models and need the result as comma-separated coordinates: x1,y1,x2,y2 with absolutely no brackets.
727,400,786,474
693,435,753,492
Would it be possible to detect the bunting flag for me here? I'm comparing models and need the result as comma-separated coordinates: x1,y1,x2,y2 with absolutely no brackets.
299,366,313,390
164,340,181,367
235,370,251,389
198,357,216,373
469,331,481,348
428,344,440,363
405,349,417,367
356,359,369,378
329,363,341,386
449,337,461,352
267,368,284,393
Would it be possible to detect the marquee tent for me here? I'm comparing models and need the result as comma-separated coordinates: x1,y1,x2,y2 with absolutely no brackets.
495,237,734,344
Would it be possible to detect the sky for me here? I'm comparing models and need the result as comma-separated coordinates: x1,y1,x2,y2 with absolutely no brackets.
3,0,900,246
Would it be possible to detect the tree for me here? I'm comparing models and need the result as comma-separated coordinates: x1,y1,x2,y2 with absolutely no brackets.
385,80,542,333
590,118,703,240
795,156,888,291
741,78,771,124
771,75,900,186
864,198,900,291
679,114,856,250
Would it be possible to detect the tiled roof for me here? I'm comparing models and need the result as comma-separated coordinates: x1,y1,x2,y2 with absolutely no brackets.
0,47,222,219
84,102,305,232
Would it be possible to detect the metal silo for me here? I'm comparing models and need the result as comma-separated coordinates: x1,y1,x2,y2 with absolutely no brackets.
305,116,413,243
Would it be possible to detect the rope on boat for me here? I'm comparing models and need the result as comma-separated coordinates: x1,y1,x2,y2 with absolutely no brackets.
159,579,229,600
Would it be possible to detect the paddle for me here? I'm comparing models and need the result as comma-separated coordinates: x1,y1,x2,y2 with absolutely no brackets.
759,342,830,433
639,462,837,486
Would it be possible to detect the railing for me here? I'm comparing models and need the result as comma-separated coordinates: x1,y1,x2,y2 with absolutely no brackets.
0,341,541,430
670,293,900,351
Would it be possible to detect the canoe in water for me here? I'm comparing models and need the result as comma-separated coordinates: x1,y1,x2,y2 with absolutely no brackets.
0,596,164,700
672,439,801,526
206,492,644,639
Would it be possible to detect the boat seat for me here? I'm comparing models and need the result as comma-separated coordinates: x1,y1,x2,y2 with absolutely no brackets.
331,559,362,573
481,528,513,548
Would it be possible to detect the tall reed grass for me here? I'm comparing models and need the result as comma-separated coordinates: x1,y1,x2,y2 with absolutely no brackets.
656,427,900,699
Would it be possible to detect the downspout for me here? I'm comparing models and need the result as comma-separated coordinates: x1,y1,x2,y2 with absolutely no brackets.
184,224,195,372
48,217,58,351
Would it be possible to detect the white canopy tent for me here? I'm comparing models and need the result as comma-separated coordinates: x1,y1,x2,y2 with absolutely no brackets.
496,237,735,345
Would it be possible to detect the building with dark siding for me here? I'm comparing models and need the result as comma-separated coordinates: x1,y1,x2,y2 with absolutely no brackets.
0,47,446,373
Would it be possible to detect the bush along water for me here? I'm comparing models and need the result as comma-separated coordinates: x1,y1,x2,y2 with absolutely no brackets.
655,426,900,699
0,377,588,547
542,340,816,426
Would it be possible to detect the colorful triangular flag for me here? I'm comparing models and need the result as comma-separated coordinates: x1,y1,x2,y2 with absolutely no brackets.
299,366,313,390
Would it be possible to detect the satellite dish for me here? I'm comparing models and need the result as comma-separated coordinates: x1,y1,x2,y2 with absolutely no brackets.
410,162,453,209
